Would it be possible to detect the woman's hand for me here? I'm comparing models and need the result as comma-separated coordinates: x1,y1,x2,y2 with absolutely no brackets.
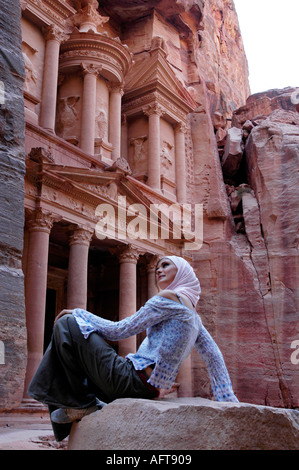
54,309,73,324
158,385,177,398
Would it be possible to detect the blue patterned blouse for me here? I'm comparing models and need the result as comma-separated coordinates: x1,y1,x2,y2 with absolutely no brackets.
73,295,238,402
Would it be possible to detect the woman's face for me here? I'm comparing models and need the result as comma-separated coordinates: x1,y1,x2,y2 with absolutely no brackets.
155,258,178,290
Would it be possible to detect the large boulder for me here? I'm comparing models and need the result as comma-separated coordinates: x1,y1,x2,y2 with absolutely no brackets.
68,398,299,450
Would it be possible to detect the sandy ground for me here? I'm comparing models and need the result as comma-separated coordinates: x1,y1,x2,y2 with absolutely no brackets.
0,409,68,451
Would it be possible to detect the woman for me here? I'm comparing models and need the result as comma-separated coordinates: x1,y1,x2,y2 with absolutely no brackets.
28,255,238,441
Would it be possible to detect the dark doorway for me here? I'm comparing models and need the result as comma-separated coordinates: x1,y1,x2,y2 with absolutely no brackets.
44,288,56,352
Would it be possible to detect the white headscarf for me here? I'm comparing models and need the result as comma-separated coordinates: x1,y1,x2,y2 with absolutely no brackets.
159,255,201,307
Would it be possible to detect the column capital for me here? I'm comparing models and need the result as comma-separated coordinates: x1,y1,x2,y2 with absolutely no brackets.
26,208,57,233
143,103,164,118
42,24,69,44
69,225,94,246
81,63,102,77
108,82,124,96
114,244,140,264
175,121,188,134
144,253,160,273
72,1,109,33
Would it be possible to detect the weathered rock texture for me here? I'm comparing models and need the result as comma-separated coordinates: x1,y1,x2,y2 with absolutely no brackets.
0,1,27,408
68,398,299,450
101,0,250,118
195,88,299,409
244,106,299,407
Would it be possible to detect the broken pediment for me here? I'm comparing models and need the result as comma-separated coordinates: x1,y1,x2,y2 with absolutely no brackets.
123,37,197,116
28,163,189,247
38,163,151,208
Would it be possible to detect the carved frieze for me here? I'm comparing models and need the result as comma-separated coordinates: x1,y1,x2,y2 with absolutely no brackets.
56,95,81,142
95,109,108,140
129,135,147,165
59,32,133,84
160,141,173,170
123,93,188,124
84,181,119,200
22,42,38,95
22,0,76,29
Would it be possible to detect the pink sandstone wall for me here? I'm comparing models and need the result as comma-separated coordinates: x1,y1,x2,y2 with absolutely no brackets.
0,0,27,409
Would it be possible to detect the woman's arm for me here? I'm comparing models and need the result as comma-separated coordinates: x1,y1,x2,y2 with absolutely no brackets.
71,295,178,340
195,325,238,402
54,309,73,324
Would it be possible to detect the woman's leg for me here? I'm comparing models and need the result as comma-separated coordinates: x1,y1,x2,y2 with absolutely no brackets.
56,314,154,402
28,314,154,441
28,314,154,408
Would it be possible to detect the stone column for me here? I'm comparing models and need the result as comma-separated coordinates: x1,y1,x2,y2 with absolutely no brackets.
40,25,67,132
118,246,139,357
67,226,93,310
121,113,128,160
109,83,123,160
175,122,187,203
143,104,163,191
24,209,54,395
80,64,101,155
146,254,159,299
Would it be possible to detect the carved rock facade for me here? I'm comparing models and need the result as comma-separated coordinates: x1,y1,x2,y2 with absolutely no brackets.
1,0,298,412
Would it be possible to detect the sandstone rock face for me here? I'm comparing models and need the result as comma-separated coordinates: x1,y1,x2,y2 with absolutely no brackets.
68,398,299,450
194,90,299,409
244,108,299,408
232,87,298,128
0,1,27,409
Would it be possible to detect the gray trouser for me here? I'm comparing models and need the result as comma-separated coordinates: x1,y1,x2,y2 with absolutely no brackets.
28,314,155,440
